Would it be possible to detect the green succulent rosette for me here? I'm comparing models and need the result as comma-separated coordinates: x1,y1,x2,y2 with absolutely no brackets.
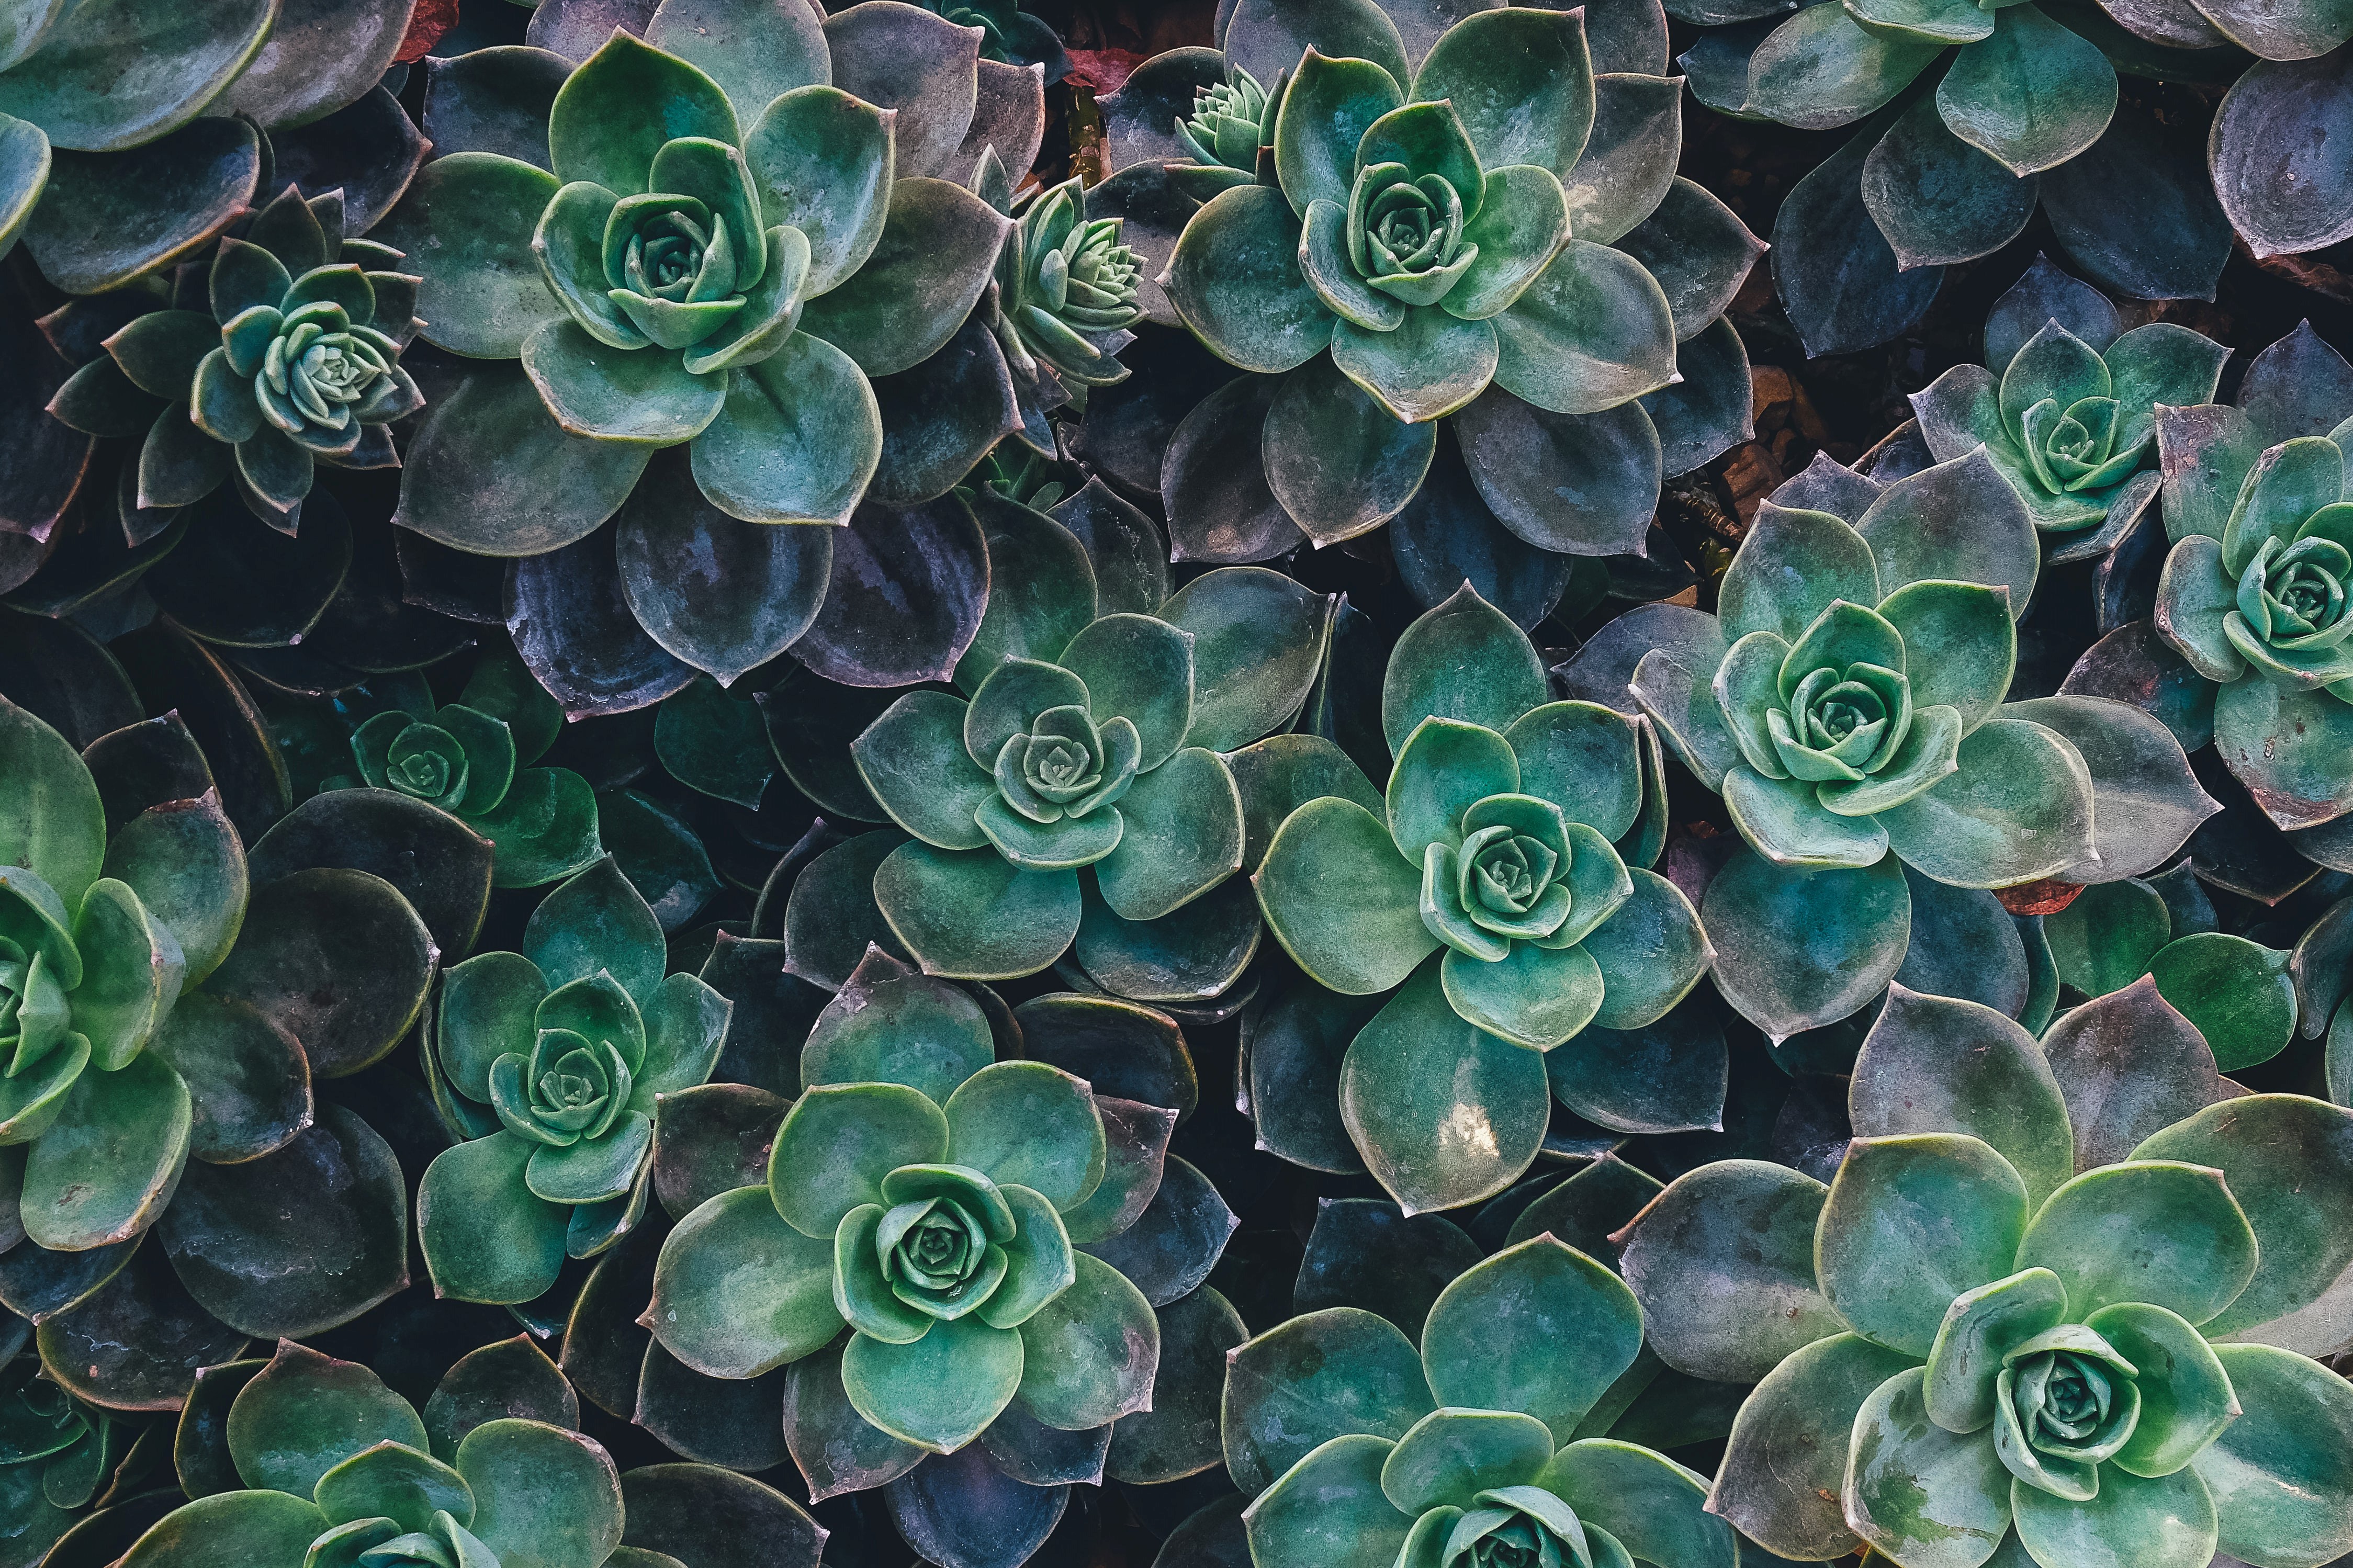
2153,323,2353,836
1230,1238,1737,1568
44,184,423,529
384,3,1030,544
1603,446,2212,1037
787,487,1330,995
1622,987,2353,1568
418,856,733,1305
1251,584,1706,1213
643,966,1163,1459
121,1338,609,1568
0,692,449,1392
0,699,236,1253
1087,0,1762,584
1175,64,1270,179
266,652,605,892
1912,260,2228,543
977,167,1143,400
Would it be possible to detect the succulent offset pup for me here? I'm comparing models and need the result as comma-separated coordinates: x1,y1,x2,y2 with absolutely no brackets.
980,168,1144,397
45,185,423,529
1620,986,2353,1568
1230,1237,1739,1568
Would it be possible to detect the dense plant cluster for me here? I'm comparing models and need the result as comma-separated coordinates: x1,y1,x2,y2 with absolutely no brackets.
8,2,2353,1567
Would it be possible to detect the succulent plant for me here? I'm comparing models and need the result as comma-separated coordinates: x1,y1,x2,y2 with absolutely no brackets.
0,692,439,1412
1086,0,1763,593
917,0,1070,80
0,1349,163,1563
784,488,1331,997
381,1,1081,712
44,185,422,530
1912,260,2227,539
640,951,1188,1483
1622,985,2353,1568
1681,0,2232,355
122,1335,814,1568
2155,324,2353,834
0,699,253,1258
1249,585,1705,1212
267,651,604,890
1228,1237,1738,1568
980,171,1143,400
2042,878,2295,1073
399,28,892,518
1597,447,2213,1037
1175,66,1271,181
418,856,732,1304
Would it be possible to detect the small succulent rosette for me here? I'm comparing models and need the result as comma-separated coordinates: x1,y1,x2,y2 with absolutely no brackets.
1085,0,1762,588
0,697,438,1377
266,650,605,890
1911,256,2227,554
782,489,1334,1002
418,857,733,1305
642,950,1203,1487
973,161,1144,431
1248,585,1704,1214
1228,1236,1738,1568
1622,986,2353,1568
0,1348,161,1561
1582,446,2212,1039
2153,323,2353,838
1675,0,2231,356
121,1336,822,1568
46,184,423,531
381,1,1080,712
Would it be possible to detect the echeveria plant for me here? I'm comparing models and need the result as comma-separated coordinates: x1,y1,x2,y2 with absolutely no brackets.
981,171,1143,404
384,0,1052,712
786,488,1331,996
1088,0,1762,592
123,1338,614,1568
396,27,893,521
46,185,422,530
1227,1236,1737,1568
269,652,603,890
1912,258,2227,543
1604,448,2211,1037
1253,585,1707,1212
644,951,1167,1463
419,856,732,1303
2155,323,2353,833
1623,986,2353,1568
